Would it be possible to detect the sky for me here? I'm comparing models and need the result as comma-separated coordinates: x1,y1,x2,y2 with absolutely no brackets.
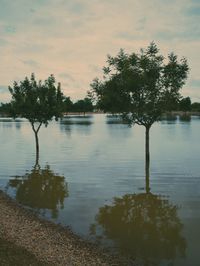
0,0,200,103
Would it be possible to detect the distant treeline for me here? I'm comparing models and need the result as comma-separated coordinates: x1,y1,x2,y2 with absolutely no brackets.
62,97,94,114
156,96,200,113
177,97,200,112
0,97,94,116
0,96,200,117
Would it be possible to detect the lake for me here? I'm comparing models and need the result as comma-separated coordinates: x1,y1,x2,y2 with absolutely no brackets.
0,114,200,266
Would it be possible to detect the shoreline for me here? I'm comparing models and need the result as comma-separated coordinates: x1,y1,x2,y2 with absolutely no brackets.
0,190,132,266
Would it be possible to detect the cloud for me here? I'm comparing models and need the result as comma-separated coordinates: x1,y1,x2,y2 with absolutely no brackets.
186,6,200,16
154,27,200,41
0,86,8,93
0,38,7,46
0,0,199,102
58,73,75,82
89,64,102,74
4,25,17,34
116,32,140,41
66,1,86,14
22,59,40,68
191,0,200,3
188,79,200,88
0,85,11,103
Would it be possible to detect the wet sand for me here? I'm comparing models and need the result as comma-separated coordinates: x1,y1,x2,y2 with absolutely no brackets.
0,191,132,266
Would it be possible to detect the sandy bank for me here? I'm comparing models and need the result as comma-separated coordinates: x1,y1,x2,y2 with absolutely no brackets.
0,190,132,266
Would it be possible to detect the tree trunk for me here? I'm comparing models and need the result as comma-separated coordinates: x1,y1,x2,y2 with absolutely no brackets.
34,131,39,166
31,122,42,166
145,125,151,193
145,156,150,193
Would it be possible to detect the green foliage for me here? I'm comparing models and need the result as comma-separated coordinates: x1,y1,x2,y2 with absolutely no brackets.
9,73,64,126
8,73,65,157
179,97,191,111
73,97,94,113
191,102,200,112
63,96,73,113
0,102,12,116
62,97,94,114
90,42,189,127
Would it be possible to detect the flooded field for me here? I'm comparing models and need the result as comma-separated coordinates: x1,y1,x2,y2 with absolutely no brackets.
0,114,200,266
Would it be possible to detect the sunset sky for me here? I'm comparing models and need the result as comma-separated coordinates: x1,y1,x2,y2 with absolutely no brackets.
0,0,199,103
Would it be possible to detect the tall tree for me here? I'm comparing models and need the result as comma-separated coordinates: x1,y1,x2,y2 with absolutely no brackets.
90,42,189,173
9,73,64,163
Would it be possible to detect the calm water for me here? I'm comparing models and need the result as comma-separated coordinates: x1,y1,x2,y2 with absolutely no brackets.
0,114,200,266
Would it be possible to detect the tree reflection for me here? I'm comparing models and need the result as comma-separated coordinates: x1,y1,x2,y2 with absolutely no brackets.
179,114,191,122
8,165,68,218
60,118,93,136
90,180,186,265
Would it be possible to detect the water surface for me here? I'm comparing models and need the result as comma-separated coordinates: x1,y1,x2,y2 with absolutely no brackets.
0,114,200,265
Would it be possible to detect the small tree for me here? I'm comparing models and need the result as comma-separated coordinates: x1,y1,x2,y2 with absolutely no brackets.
9,73,64,163
73,97,94,114
191,102,200,112
0,103,12,116
179,96,191,111
90,43,189,175
63,96,73,114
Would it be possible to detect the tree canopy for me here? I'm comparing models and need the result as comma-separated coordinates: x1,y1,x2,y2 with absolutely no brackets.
8,73,65,162
63,96,73,113
9,73,64,125
179,97,191,111
62,97,94,114
0,103,12,116
90,42,189,173
191,102,200,112
90,42,189,127
72,97,94,114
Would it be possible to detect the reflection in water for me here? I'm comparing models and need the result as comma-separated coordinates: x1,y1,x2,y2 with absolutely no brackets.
179,114,191,122
7,165,68,218
102,115,186,264
90,187,186,265
60,116,93,136
60,120,93,126
106,115,129,125
160,114,178,125
106,116,132,140
0,115,200,265
0,118,25,130
63,115,93,119
0,118,14,122
14,122,21,130
0,118,13,128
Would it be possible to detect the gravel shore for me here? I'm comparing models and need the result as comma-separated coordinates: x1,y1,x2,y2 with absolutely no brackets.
0,190,131,266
